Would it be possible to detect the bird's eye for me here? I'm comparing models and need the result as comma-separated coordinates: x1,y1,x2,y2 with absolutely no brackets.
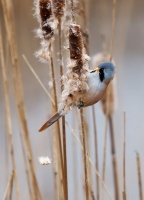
99,68,105,82
90,70,96,73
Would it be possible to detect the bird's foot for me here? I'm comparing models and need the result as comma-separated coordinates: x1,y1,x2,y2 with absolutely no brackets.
77,101,84,109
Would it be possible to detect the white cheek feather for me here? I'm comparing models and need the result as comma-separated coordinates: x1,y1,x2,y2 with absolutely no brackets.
82,72,106,106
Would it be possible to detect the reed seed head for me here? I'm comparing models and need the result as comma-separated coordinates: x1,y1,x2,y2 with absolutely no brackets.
52,0,65,18
69,24,83,60
34,0,58,62
59,24,90,114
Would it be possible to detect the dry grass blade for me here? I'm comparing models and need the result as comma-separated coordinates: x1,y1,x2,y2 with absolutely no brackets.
0,25,20,200
22,54,55,105
3,170,14,200
136,152,143,200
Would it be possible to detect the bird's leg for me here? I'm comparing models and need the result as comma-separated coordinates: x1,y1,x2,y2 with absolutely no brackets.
77,100,84,109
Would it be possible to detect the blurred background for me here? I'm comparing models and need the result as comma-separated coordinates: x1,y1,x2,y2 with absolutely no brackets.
0,0,144,199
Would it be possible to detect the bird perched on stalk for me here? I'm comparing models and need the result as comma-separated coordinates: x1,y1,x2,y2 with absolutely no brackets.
39,61,115,132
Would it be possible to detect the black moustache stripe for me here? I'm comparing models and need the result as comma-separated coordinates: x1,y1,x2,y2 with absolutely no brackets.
99,68,105,82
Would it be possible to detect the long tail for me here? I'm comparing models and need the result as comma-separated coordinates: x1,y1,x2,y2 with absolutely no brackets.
39,112,62,132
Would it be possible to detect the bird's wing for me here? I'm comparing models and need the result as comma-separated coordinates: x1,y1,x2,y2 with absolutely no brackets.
39,112,62,132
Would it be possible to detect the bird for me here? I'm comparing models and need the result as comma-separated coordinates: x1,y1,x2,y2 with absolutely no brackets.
39,61,115,132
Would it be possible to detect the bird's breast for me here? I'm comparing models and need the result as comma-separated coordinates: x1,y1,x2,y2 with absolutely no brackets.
81,72,106,107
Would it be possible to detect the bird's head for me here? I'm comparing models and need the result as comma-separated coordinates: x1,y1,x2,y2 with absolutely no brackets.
90,61,115,84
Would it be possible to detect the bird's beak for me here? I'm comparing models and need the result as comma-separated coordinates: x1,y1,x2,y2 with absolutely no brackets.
95,67,99,72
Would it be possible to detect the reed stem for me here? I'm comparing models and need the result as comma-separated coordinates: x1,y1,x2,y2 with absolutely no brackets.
58,17,68,200
92,106,100,200
136,152,143,200
123,112,127,200
3,170,14,200
80,108,90,200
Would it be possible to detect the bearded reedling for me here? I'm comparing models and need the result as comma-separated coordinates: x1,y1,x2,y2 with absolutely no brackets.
39,61,115,131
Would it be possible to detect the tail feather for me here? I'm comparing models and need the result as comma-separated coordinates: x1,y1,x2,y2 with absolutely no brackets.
39,112,62,132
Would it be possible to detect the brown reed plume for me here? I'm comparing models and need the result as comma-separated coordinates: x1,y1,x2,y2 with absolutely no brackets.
1,0,42,199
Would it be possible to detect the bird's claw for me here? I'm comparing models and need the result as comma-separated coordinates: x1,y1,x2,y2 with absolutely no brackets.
77,101,84,109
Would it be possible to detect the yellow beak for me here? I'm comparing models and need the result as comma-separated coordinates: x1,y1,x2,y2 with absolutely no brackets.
95,67,99,72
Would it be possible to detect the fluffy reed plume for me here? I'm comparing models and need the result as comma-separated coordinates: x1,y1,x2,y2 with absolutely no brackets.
92,52,116,116
38,156,51,165
34,0,58,62
52,0,65,18
59,24,90,114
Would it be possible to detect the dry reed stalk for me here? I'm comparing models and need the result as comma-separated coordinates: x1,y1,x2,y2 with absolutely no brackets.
101,94,109,200
52,1,68,198
1,1,42,199
92,106,100,200
19,126,32,199
49,43,65,199
66,121,113,200
9,175,14,200
51,100,59,200
35,0,65,198
80,108,89,200
136,152,143,200
3,170,14,200
123,112,126,200
0,26,20,200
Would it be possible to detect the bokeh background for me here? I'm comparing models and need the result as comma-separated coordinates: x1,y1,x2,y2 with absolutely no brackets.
0,0,144,199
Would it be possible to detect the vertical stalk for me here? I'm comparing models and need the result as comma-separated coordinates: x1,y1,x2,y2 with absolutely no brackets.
123,112,126,200
58,17,68,200
80,108,89,200
136,152,143,200
92,106,99,200
49,43,65,199
109,116,119,200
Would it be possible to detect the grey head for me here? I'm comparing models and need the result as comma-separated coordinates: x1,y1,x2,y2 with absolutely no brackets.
97,62,115,84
